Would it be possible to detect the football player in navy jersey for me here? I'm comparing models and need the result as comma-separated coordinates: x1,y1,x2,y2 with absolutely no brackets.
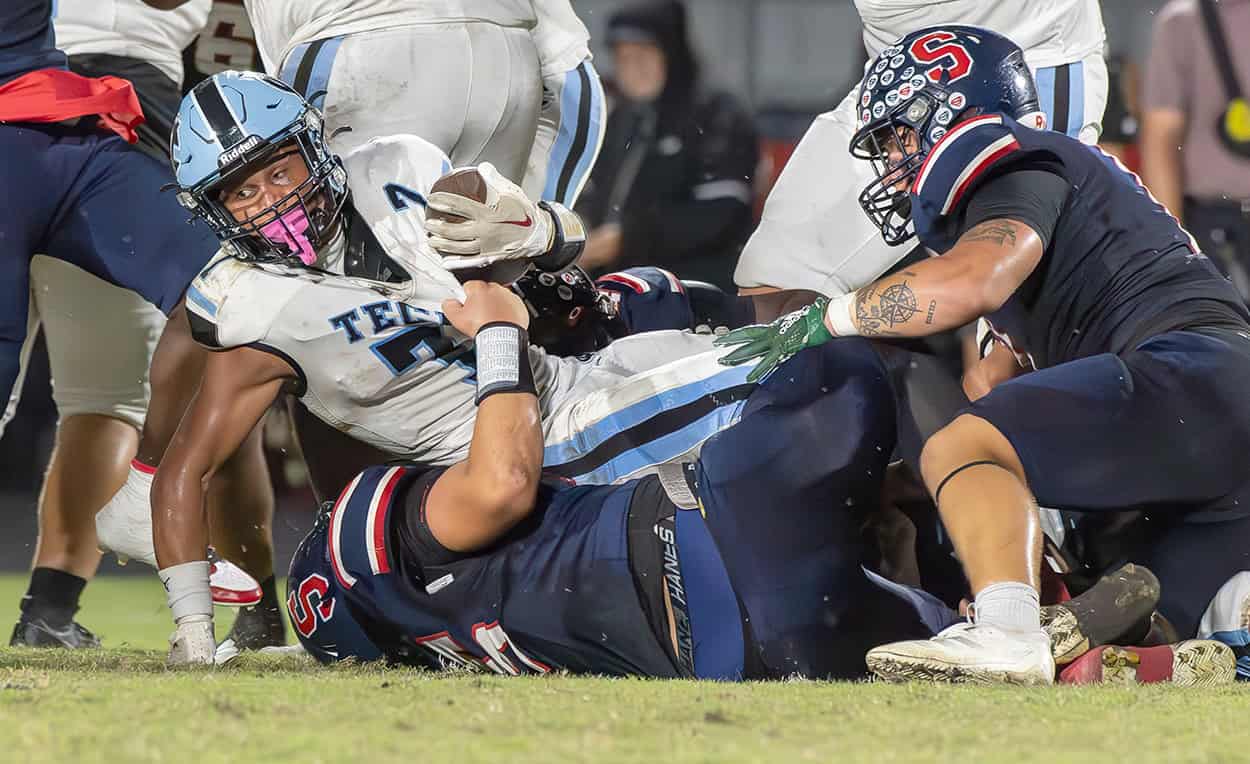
288,280,1183,680
718,26,1250,684
286,279,960,679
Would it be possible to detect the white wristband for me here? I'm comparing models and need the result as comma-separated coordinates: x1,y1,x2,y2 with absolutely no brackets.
825,292,860,337
159,560,213,625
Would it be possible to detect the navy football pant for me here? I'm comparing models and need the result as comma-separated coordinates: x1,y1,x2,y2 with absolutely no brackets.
0,122,219,411
688,338,943,679
968,328,1250,635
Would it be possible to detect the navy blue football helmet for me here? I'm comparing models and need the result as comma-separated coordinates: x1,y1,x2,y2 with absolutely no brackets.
171,71,349,265
287,504,384,665
850,26,1044,245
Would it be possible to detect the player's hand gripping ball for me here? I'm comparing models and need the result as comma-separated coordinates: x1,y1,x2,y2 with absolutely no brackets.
716,297,833,383
426,163,554,281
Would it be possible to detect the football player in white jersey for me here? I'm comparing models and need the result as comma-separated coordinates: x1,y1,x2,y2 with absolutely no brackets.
145,0,605,207
96,73,751,663
736,0,1109,320
260,0,604,205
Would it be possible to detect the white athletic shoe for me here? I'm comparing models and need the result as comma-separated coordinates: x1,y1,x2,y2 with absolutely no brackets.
168,619,216,667
867,622,1056,685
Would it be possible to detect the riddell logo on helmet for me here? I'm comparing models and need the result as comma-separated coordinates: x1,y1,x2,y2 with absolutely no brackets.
218,135,263,167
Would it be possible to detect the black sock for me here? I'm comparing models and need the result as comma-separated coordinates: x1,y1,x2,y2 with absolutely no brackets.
258,575,279,612
19,567,87,627
239,575,280,616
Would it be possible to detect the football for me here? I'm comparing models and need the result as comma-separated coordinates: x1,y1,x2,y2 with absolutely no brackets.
427,167,488,223
428,168,528,284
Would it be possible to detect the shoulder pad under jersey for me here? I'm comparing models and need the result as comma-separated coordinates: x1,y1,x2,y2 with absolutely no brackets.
341,134,465,304
910,114,1025,228
184,253,303,350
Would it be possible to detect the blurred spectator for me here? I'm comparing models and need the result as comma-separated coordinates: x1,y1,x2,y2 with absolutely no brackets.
575,0,758,291
1142,0,1250,298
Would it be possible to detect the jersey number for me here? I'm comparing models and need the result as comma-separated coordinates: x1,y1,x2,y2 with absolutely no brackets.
371,326,475,379
909,31,973,85
288,574,336,639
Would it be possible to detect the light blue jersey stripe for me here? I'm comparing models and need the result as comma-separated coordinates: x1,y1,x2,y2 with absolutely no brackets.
543,62,606,205
1068,60,1085,138
1035,66,1056,131
543,363,753,466
279,43,312,86
186,285,218,317
303,37,344,110
566,400,748,486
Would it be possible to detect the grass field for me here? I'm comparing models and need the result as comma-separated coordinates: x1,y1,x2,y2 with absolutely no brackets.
1,574,1248,763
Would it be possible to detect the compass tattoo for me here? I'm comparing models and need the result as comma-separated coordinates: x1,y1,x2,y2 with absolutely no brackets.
855,280,919,336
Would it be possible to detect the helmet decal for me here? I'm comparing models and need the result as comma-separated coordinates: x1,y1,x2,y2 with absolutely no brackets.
908,30,974,84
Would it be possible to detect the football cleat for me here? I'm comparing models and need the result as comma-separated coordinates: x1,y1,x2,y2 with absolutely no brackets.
214,638,241,666
1042,563,1160,665
167,618,216,666
1059,640,1237,686
9,616,101,649
207,550,263,608
867,622,1055,685
221,600,286,651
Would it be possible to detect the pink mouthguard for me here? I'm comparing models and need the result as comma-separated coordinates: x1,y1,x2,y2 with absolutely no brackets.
259,205,317,265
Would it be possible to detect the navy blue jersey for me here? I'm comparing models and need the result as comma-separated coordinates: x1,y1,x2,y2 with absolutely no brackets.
309,464,682,677
0,0,64,85
911,114,1250,368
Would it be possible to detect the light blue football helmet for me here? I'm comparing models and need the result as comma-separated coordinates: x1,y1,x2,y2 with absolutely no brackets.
171,71,348,264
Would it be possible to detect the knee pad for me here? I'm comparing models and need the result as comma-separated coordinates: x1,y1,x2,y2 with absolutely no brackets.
1198,571,1250,679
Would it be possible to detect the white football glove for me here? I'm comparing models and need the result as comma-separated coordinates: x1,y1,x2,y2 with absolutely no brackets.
425,162,554,271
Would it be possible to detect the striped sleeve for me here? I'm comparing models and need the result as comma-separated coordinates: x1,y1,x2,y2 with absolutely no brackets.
327,465,412,590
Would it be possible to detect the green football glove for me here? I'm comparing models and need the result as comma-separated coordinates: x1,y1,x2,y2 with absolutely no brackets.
716,297,833,382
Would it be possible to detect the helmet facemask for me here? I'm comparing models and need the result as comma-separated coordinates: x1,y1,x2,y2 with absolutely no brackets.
852,94,943,247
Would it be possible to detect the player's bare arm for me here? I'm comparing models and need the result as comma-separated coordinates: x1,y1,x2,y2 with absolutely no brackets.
717,217,1043,381
835,218,1043,338
151,346,296,569
423,282,543,553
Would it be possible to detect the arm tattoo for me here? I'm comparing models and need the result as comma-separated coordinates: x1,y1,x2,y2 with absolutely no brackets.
854,281,919,336
963,220,1018,247
925,300,937,325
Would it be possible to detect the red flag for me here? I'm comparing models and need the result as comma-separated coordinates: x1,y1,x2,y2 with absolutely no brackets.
0,68,146,143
